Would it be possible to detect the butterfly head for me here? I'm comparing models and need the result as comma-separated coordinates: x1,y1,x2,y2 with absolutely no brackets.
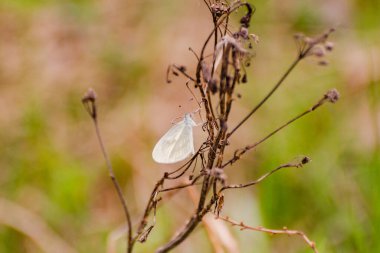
184,113,197,127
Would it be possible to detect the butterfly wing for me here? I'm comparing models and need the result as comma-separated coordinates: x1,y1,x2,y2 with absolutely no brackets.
167,124,194,163
152,120,195,164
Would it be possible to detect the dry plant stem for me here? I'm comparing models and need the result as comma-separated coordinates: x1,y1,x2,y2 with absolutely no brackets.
159,174,204,193
196,0,253,210
135,177,164,238
93,120,133,253
218,216,319,253
220,160,307,193
227,27,336,138
155,197,220,253
219,45,231,118
228,55,302,138
166,145,207,179
156,4,254,253
196,2,251,129
172,64,195,82
155,129,227,253
155,215,199,253
223,91,333,167
134,147,207,243
199,124,227,210
83,96,133,253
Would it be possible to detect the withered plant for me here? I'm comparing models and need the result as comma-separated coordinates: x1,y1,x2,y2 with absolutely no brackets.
83,1,339,252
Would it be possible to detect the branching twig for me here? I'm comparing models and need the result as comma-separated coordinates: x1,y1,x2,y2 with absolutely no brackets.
228,28,335,138
220,156,311,193
223,89,340,167
227,57,301,138
159,174,204,193
217,215,319,253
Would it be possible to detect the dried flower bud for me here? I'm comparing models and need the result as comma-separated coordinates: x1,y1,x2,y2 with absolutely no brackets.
82,88,96,103
301,156,311,165
293,33,304,40
304,37,313,44
211,3,228,18
239,27,249,39
249,33,259,44
324,89,340,103
82,88,97,119
178,65,186,72
312,46,325,57
209,79,218,94
241,74,247,83
325,41,334,51
240,15,250,28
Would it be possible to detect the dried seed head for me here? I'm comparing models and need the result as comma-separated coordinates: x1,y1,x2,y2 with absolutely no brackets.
301,156,311,165
82,88,97,119
178,65,186,72
293,33,304,40
324,89,340,103
211,3,228,18
304,37,313,44
312,46,325,57
82,88,96,103
241,74,247,83
239,27,249,39
325,41,334,51
209,79,218,94
249,33,259,44
240,15,251,28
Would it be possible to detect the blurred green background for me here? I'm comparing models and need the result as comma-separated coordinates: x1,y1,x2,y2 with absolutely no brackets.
0,0,379,252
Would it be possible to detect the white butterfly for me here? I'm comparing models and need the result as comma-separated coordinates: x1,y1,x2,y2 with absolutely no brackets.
152,113,197,164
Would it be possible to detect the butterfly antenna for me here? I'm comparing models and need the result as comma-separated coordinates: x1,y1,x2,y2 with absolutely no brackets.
188,47,200,61
185,81,205,122
171,116,183,124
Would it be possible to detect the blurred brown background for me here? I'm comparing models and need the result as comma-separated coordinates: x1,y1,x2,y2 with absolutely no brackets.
0,0,379,252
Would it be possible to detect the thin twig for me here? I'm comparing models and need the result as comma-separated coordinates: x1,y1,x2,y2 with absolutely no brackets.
134,177,165,241
227,56,301,138
220,157,310,193
217,215,319,253
223,89,339,167
82,89,133,253
172,64,196,82
159,174,204,193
